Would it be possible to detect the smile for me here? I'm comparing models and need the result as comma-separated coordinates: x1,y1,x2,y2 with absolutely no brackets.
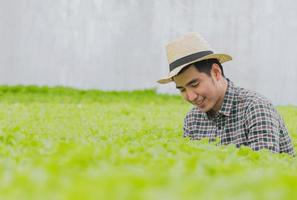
194,97,206,106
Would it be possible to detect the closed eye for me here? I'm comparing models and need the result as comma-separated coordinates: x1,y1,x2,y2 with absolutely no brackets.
190,81,199,87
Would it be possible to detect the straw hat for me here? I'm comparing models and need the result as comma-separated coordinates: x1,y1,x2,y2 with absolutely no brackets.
157,32,232,84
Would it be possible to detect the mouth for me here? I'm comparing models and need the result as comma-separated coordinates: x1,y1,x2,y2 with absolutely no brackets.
193,97,206,107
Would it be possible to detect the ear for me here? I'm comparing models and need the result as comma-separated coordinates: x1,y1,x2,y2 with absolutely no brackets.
211,63,222,81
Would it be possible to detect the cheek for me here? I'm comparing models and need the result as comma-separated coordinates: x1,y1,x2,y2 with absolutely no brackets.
202,88,216,101
207,89,220,104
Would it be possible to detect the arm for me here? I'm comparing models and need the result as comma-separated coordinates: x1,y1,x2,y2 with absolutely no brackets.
183,115,191,138
244,101,280,153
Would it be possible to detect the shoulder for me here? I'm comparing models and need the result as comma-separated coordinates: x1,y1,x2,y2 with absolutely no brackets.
233,85,274,111
234,86,281,126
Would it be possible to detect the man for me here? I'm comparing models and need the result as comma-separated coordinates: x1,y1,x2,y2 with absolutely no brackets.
157,32,295,156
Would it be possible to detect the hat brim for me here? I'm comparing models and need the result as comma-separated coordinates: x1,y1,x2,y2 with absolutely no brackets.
157,53,232,84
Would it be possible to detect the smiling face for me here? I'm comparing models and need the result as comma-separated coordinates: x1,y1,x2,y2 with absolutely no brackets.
173,63,228,113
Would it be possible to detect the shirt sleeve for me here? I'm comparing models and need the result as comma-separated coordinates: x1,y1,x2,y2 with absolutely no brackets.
183,114,191,138
244,101,281,154
279,125,295,156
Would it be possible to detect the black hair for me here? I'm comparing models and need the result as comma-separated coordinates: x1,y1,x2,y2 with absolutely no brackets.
178,58,225,77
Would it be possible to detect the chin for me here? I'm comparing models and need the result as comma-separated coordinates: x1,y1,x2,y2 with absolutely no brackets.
197,103,213,113
198,107,210,113
196,105,207,112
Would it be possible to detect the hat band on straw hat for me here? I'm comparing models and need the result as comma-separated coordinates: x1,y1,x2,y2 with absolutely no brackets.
169,50,213,71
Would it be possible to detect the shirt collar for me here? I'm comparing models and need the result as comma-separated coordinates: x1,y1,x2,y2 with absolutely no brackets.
218,79,235,117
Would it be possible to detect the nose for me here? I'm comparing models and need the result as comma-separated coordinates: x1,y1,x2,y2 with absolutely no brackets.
186,89,198,102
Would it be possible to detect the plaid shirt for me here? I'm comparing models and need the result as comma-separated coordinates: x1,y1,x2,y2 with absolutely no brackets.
183,79,295,156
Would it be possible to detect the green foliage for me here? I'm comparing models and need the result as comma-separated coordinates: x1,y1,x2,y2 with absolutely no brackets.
0,85,297,200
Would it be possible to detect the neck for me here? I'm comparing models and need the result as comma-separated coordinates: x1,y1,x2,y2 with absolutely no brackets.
212,78,228,112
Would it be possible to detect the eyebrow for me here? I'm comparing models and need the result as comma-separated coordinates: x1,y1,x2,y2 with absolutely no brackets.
176,78,199,89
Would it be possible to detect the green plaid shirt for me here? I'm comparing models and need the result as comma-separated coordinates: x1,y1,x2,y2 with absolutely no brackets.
183,79,295,156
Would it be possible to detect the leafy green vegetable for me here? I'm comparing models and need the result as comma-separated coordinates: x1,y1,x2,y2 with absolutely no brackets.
0,85,296,200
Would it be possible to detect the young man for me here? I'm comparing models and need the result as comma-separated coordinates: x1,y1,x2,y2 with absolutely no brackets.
157,32,295,156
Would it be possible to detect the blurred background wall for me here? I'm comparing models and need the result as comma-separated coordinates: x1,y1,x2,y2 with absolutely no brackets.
0,0,296,105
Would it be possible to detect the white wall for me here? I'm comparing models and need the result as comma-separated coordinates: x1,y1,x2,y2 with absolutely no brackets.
0,0,296,105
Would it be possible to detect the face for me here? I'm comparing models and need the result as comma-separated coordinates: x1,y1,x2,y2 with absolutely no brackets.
173,64,226,113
